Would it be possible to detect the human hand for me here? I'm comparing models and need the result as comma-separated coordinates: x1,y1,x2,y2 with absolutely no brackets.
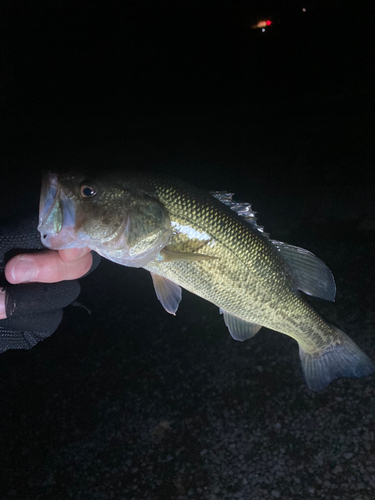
0,248,93,319
0,213,101,353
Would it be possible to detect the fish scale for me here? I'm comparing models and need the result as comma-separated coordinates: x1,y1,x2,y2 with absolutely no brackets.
144,175,334,353
37,171,375,391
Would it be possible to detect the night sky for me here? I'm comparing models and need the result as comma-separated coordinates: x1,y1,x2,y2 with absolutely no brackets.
1,1,375,499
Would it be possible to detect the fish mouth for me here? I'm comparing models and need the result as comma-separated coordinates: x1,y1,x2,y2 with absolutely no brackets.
38,172,86,249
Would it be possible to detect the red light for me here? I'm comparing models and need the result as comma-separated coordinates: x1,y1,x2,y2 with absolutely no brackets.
251,19,272,29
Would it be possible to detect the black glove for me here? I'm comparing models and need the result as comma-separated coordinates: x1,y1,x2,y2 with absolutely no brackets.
0,214,101,353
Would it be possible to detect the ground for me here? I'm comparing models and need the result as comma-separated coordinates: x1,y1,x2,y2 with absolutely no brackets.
1,1,375,498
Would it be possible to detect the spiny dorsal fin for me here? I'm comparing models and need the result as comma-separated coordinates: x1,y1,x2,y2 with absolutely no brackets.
211,192,336,302
210,191,269,237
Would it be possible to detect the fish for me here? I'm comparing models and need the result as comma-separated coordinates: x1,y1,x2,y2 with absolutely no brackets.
38,171,375,391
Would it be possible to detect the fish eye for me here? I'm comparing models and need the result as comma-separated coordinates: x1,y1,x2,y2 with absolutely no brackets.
80,184,97,198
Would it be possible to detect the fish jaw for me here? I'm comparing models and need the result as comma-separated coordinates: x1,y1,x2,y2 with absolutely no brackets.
38,172,89,250
38,172,173,267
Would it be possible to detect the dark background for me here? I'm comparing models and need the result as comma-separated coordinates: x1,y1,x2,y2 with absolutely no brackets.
1,1,375,499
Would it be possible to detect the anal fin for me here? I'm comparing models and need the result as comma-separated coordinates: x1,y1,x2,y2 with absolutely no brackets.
220,309,262,341
151,273,182,315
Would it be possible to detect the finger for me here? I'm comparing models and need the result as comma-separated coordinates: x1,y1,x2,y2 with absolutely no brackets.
58,247,91,262
5,281,81,318
0,289,6,319
0,310,64,353
5,250,93,284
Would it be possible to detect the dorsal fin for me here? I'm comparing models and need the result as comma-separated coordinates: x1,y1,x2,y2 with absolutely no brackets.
271,240,336,301
210,191,269,237
211,191,336,302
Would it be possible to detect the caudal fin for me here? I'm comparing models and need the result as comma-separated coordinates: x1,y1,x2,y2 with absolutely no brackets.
299,327,375,391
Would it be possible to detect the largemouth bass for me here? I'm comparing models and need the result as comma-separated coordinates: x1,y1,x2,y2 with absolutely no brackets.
38,171,375,391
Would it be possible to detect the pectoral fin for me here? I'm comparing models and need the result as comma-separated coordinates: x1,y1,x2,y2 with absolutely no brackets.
160,248,216,262
220,309,262,341
151,273,182,315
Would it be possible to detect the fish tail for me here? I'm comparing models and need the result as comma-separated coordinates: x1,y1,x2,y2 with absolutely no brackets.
299,327,375,391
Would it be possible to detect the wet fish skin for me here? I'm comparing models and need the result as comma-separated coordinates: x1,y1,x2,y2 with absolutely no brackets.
39,172,172,267
38,171,375,391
